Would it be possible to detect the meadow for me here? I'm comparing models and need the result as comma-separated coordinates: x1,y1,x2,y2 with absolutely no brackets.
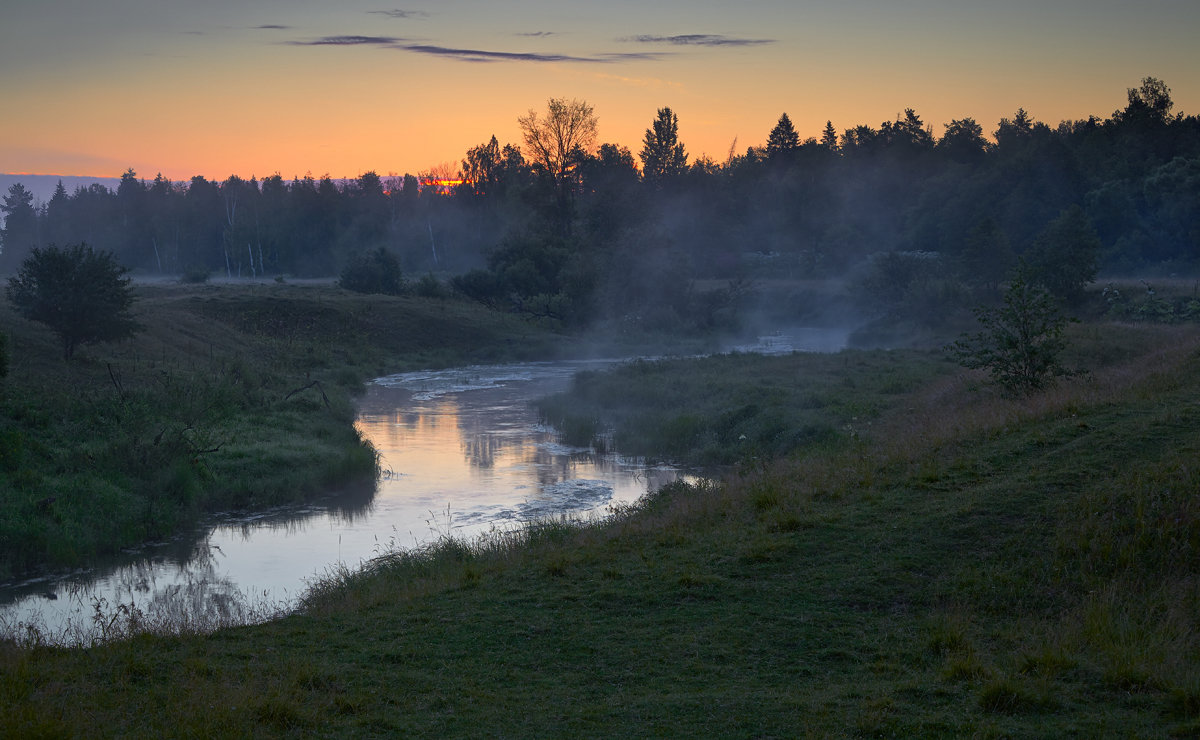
2,286,1197,735
0,281,565,578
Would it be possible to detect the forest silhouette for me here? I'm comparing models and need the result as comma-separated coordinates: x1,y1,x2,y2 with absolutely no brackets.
1,77,1196,335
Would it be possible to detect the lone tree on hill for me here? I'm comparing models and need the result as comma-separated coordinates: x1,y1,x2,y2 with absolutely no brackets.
6,244,141,361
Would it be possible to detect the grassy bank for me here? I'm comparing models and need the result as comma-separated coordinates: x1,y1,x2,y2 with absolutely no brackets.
536,349,954,466
0,282,566,577
2,320,1198,735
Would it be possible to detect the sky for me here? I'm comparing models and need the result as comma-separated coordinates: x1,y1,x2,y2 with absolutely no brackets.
2,0,1198,182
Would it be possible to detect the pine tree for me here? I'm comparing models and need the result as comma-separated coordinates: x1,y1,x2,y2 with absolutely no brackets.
639,107,688,187
766,113,800,159
820,120,839,153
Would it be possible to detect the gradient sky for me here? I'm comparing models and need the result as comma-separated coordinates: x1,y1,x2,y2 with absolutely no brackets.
2,0,1197,181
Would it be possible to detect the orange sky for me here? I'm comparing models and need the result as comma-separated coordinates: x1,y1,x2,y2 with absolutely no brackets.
2,1,1198,182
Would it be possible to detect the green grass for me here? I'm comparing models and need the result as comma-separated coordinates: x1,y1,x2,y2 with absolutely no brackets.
2,319,1199,735
0,282,568,577
536,349,954,466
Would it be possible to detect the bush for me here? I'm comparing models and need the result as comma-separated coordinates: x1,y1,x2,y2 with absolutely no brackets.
0,332,8,380
857,250,944,311
947,272,1072,394
179,265,210,284
414,273,448,299
339,247,403,295
6,244,141,361
451,269,505,307
1026,205,1101,306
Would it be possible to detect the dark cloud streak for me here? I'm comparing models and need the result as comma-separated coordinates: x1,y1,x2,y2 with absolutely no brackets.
625,34,775,46
370,10,429,19
285,34,667,63
288,35,405,46
398,44,605,63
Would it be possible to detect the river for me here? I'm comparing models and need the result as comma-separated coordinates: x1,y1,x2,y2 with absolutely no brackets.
0,359,684,642
0,328,847,643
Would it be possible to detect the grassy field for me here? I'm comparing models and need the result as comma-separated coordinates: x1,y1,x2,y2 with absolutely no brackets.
535,349,953,467
0,281,567,578
2,313,1198,736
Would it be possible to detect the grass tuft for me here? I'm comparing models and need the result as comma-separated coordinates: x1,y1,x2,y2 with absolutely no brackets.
977,678,1056,714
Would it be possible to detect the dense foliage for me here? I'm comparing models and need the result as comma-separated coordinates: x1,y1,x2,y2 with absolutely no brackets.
948,273,1071,393
1,78,1196,332
5,244,140,361
339,246,403,295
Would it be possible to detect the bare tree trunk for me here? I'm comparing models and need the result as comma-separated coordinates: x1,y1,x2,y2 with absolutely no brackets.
428,220,439,266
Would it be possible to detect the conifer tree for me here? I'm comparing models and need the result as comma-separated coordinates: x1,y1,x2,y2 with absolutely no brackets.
766,113,800,159
639,107,688,187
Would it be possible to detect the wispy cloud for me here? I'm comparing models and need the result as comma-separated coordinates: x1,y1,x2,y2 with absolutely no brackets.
370,10,429,20
287,34,665,63
515,31,556,38
254,25,291,30
288,36,405,46
398,44,605,63
624,34,775,47
600,52,669,62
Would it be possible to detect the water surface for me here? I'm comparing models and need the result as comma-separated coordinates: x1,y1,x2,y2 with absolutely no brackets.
0,360,682,641
0,328,847,641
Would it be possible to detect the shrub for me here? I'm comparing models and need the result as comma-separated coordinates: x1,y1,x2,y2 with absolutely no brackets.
857,250,943,311
179,265,210,284
414,273,448,299
947,272,1072,394
6,244,141,361
0,332,8,380
450,269,504,307
1026,205,1101,306
339,247,403,295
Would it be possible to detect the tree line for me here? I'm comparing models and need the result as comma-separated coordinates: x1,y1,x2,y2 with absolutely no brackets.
2,77,1197,331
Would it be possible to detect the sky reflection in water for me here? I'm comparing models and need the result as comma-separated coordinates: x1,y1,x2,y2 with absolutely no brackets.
0,360,682,641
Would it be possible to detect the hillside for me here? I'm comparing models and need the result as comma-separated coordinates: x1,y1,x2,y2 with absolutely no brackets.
3,316,1197,735
0,281,567,577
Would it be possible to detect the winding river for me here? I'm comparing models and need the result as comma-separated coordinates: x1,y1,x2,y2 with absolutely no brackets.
0,360,683,641
0,328,846,643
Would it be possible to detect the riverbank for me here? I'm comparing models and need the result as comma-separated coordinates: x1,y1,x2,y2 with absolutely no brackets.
0,282,569,578
3,318,1198,734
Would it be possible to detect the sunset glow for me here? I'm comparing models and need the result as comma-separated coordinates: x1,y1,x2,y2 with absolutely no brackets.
2,1,1198,181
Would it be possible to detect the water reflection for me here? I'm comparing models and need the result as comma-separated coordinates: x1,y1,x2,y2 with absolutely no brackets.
0,360,684,643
